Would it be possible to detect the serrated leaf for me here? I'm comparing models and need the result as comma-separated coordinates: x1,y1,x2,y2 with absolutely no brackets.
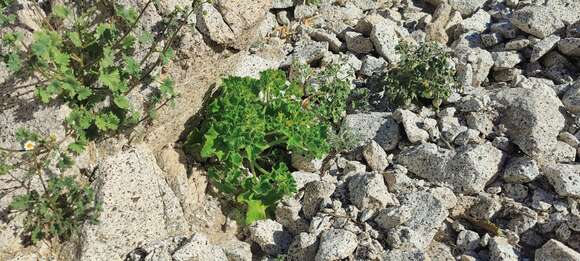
113,95,130,109
76,86,92,101
6,53,21,72
53,4,71,19
161,47,174,65
159,78,175,98
68,32,82,47
123,56,140,76
9,195,29,210
95,112,120,131
36,88,51,103
100,47,114,68
138,31,153,44
244,199,267,225
98,70,121,91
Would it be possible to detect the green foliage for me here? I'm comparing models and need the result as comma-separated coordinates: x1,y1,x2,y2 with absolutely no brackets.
381,41,458,108
0,0,15,26
10,176,100,244
186,70,331,224
1,0,191,155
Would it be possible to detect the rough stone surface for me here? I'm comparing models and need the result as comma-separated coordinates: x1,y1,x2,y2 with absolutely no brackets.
503,157,540,183
511,5,565,39
303,181,336,219
79,146,189,261
342,112,401,151
196,3,235,45
315,229,358,261
563,81,580,113
248,220,292,256
348,172,398,210
448,0,487,16
543,164,580,198
287,233,319,261
558,38,580,57
393,109,429,144
489,237,519,261
531,35,561,62
369,15,400,63
172,234,228,261
362,140,389,172
536,239,580,260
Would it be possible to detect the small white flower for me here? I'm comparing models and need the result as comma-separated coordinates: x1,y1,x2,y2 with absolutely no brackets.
23,140,36,151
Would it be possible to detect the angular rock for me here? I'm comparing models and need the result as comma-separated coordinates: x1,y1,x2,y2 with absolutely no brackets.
172,234,228,261
220,240,252,261
276,198,308,234
291,171,321,191
287,233,319,261
362,140,389,172
503,157,540,183
470,193,502,220
303,181,336,219
196,3,235,45
272,0,295,9
383,248,429,261
531,35,561,62
454,47,494,87
342,112,401,151
287,39,329,64
494,85,565,160
348,172,398,210
315,229,358,261
369,15,400,63
374,206,411,231
563,81,580,113
79,146,188,260
492,51,522,71
489,237,519,261
511,5,564,38
345,31,374,54
248,219,292,255
291,153,323,173
393,109,429,144
535,239,580,261
310,30,343,53
543,164,580,198
558,38,580,57
215,0,271,37
449,0,487,16
457,230,480,252
360,55,386,77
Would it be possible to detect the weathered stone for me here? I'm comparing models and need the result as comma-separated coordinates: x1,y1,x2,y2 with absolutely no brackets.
558,38,580,57
503,157,540,183
454,47,494,87
489,237,519,261
535,239,580,261
215,0,271,38
272,0,295,9
369,15,400,63
196,3,235,45
393,109,429,144
303,181,336,219
79,146,189,260
287,233,319,261
543,164,580,198
342,112,401,151
276,198,308,235
291,171,321,191
374,206,411,231
310,30,343,53
494,84,565,160
457,230,480,252
563,81,580,113
531,35,561,62
362,140,389,172
448,0,487,16
248,219,292,255
360,55,386,77
511,5,564,38
315,229,358,261
172,234,228,261
345,31,374,54
348,172,398,210
286,39,329,64
492,51,522,71
220,240,252,261
470,193,502,220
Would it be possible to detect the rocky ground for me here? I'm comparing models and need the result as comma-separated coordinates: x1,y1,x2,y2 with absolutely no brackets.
1,0,580,260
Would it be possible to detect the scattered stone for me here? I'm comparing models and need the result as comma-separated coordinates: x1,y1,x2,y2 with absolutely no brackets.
535,239,580,260
503,157,540,183
489,237,519,261
470,193,502,220
374,206,411,231
362,140,389,172
291,153,323,173
196,3,235,45
287,233,319,261
393,109,430,144
449,0,487,16
492,51,522,71
345,31,374,54
342,112,401,151
248,219,292,255
348,172,398,210
172,234,228,261
310,30,343,53
272,0,295,9
303,181,337,219
315,229,358,261
531,35,561,62
558,38,580,57
563,81,580,113
544,164,580,198
457,230,481,252
505,38,530,51
287,39,329,64
220,240,252,261
291,171,321,191
481,33,503,47
360,55,386,76
511,5,565,39
369,15,400,63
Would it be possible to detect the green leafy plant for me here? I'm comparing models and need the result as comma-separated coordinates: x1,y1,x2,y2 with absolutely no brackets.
186,70,331,224
0,0,15,26
1,0,192,154
381,41,458,108
10,176,100,244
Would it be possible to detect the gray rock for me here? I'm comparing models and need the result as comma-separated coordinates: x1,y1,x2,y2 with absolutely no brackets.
287,233,319,261
466,112,494,136
374,206,411,231
291,153,323,173
494,84,565,160
342,112,401,151
303,181,336,219
388,191,449,250
505,38,530,51
543,164,580,198
360,55,386,77
310,30,343,53
229,53,283,79
558,38,580,57
126,236,188,261
79,146,189,261
291,171,321,191
457,230,480,252
563,81,580,113
369,15,400,63
276,198,308,234
248,219,292,255
546,0,580,25
454,47,494,87
315,229,358,261
382,248,429,261
294,4,317,19
345,31,374,54
215,0,270,38
481,33,503,47
362,140,389,172
172,234,228,261
470,193,502,220
449,0,487,16
429,187,458,209
272,0,295,9
489,237,518,261
535,239,580,260
393,109,429,144
531,35,561,62
398,143,505,194
455,9,491,34
503,157,540,183
492,51,522,71
348,172,398,210
511,5,564,38
503,201,538,235
196,3,235,45
276,11,290,25
490,21,520,39
287,39,329,64
503,183,529,200
220,240,252,261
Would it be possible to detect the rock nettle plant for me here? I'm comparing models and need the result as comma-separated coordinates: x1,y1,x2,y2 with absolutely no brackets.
187,69,336,224
0,0,192,244
382,41,458,108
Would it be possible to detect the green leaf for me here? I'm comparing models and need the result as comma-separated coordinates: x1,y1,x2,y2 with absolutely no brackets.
98,70,121,91
36,88,52,103
68,142,85,154
6,53,21,72
115,5,138,24
95,112,120,131
53,4,71,19
68,32,82,47
123,56,140,76
57,154,74,171
138,31,153,44
113,95,130,109
161,47,174,65
9,195,30,210
76,86,92,101
100,47,114,68
244,199,267,225
159,78,175,98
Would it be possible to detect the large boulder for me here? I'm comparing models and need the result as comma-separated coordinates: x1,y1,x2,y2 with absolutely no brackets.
78,146,189,260
510,5,564,38
535,239,580,260
494,83,565,161
397,143,505,194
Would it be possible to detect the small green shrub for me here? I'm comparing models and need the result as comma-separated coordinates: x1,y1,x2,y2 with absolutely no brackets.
187,70,332,224
382,41,458,108
10,176,100,244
